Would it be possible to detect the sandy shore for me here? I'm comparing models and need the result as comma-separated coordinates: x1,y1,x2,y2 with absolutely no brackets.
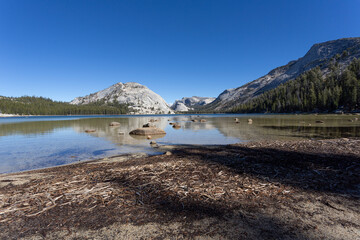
0,113,21,117
1,138,359,239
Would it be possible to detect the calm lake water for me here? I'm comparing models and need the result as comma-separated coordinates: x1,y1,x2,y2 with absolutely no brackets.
1,114,360,173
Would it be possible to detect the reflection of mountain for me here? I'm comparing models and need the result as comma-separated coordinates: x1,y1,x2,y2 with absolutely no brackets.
72,117,168,145
167,116,216,131
1,115,360,144
0,117,168,145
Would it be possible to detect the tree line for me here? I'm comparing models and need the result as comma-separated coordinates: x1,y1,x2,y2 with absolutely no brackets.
231,58,360,113
0,96,129,115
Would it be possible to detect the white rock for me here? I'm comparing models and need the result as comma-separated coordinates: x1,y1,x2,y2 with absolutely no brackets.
70,82,174,115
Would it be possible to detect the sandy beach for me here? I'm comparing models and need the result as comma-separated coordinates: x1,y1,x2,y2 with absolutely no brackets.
0,138,359,239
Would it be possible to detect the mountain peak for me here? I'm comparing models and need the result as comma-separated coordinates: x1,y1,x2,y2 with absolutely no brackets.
70,82,173,114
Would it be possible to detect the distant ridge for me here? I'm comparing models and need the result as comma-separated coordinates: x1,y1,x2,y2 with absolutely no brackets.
171,96,215,112
205,37,360,111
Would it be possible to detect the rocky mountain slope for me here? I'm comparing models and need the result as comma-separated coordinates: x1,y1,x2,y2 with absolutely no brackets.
207,37,360,111
70,82,174,114
171,96,215,112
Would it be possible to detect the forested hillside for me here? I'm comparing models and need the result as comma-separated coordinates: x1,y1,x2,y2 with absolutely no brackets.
231,58,360,113
0,96,129,115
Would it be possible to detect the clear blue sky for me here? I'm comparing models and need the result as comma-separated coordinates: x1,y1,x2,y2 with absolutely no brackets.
0,0,359,104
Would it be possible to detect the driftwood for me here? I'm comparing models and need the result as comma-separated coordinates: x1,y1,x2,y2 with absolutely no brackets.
0,138,359,239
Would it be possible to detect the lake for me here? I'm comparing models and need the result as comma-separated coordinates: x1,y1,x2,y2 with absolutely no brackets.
1,114,359,173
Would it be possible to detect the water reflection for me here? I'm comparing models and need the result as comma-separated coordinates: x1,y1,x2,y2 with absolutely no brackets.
0,114,359,173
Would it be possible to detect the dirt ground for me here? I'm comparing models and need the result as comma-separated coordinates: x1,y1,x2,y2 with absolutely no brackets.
0,138,359,239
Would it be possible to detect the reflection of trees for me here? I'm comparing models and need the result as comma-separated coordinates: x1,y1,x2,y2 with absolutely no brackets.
1,115,359,143
0,121,70,136
211,116,360,140
0,117,169,145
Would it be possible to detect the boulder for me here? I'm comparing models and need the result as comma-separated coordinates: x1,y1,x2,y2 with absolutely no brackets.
143,123,155,128
129,127,166,136
191,119,198,122
85,129,96,133
200,119,207,122
147,135,152,139
172,123,181,129
150,141,159,148
247,119,253,124
315,120,324,124
109,122,121,126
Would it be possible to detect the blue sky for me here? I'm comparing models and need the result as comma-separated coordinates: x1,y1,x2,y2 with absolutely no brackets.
0,0,359,104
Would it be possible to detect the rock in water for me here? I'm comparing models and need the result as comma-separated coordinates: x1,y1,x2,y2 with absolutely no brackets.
143,123,155,128
109,122,120,126
85,129,96,133
129,127,166,136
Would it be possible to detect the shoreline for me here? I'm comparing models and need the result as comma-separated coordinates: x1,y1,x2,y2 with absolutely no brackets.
1,138,359,239
1,112,360,118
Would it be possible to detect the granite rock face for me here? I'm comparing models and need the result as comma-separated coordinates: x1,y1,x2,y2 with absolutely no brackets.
70,82,174,115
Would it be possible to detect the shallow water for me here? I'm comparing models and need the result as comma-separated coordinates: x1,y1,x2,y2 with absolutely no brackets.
1,114,359,173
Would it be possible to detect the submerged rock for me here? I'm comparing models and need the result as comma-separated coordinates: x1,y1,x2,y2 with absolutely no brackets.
109,122,121,126
316,120,324,124
129,127,166,136
85,129,96,133
143,123,155,128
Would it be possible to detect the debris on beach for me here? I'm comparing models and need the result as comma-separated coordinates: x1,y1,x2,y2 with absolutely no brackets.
0,138,359,239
